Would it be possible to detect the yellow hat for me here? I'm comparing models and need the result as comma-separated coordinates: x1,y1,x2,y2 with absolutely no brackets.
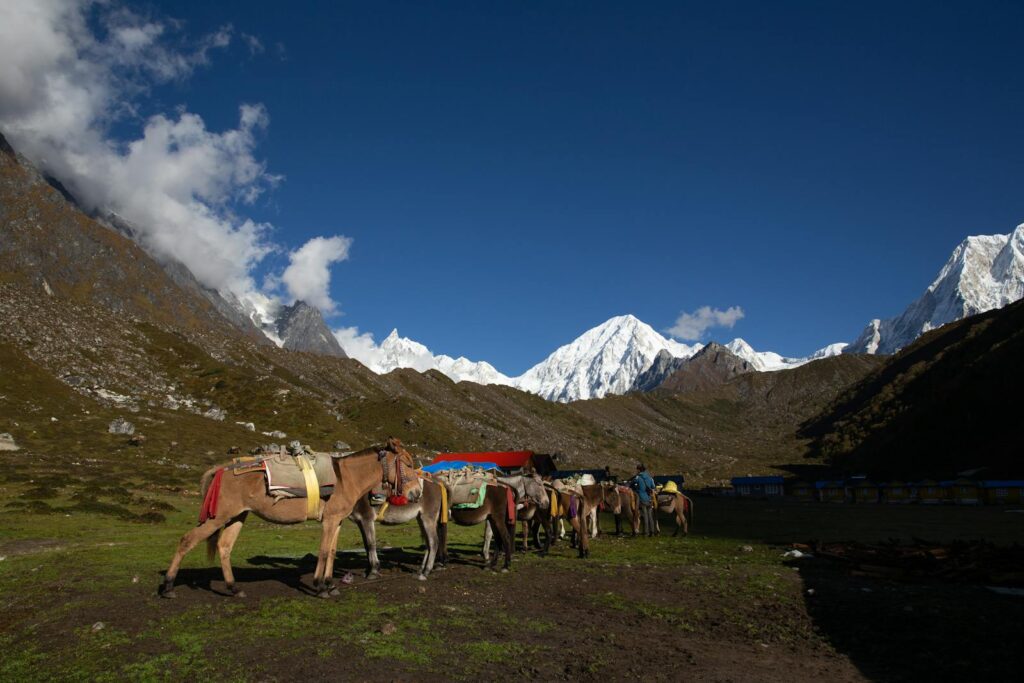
661,480,679,494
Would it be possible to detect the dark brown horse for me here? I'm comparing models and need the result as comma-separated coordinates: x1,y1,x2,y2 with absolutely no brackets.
483,473,551,561
436,481,515,572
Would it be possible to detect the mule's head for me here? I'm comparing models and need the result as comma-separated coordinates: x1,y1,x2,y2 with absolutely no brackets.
601,481,622,514
381,437,421,502
524,473,549,509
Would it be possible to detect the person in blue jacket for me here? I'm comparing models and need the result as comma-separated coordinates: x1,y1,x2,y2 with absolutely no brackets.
632,463,657,536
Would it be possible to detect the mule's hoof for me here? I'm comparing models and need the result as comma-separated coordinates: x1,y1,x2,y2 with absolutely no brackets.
500,567,509,574
160,589,176,600
366,572,381,581
329,586,341,597
417,574,427,582
233,589,247,598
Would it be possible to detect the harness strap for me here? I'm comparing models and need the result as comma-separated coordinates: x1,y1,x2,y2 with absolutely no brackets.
294,454,320,520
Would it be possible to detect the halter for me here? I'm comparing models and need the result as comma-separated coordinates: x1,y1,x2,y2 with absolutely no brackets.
378,448,410,504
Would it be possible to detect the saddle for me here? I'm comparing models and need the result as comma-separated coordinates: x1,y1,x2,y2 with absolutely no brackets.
657,492,677,508
226,446,338,519
434,468,496,509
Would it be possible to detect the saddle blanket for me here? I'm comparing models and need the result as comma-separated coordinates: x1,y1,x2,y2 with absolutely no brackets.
227,451,336,499
434,468,495,508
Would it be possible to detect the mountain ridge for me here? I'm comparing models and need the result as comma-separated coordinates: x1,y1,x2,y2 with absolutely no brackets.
848,225,1024,354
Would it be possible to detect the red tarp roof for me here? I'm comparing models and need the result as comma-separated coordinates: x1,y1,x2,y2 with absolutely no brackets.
431,451,535,468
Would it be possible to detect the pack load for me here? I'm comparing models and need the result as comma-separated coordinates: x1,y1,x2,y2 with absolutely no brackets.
430,466,499,509
223,442,346,519
553,472,596,496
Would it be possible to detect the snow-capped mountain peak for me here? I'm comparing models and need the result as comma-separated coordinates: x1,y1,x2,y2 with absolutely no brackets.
338,328,514,386
725,337,811,372
849,223,1024,354
514,314,702,402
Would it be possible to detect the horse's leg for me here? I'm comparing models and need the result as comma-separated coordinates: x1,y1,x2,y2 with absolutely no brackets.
355,513,381,580
313,515,340,597
162,518,225,598
217,513,248,597
417,510,437,580
436,518,448,568
491,514,513,572
578,504,590,559
540,510,552,557
482,520,493,564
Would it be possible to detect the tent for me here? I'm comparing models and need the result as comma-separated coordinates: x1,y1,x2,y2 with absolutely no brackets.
428,451,557,475
421,460,501,474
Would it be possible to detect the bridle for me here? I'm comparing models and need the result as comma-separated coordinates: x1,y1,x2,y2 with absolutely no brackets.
378,448,412,500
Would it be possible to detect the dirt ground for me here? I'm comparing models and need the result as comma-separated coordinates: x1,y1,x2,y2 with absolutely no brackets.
2,496,1024,682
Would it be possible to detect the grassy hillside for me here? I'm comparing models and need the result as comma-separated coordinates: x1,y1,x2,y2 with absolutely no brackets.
801,299,1024,478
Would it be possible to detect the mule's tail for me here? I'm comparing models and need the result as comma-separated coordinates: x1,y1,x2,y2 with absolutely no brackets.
683,494,694,527
199,468,222,561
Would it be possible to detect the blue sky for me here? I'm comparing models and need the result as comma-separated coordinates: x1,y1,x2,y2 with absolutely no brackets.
28,2,1024,373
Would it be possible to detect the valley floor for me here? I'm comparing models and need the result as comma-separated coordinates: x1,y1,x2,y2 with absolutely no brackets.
1,493,1022,682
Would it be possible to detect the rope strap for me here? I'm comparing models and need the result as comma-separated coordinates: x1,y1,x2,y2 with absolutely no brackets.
294,454,320,520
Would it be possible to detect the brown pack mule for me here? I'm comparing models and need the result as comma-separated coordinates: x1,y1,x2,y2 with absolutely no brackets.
160,438,418,599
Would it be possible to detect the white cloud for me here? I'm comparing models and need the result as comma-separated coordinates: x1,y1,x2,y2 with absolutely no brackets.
281,236,352,313
668,305,745,341
0,0,348,313
333,326,387,369
242,33,264,55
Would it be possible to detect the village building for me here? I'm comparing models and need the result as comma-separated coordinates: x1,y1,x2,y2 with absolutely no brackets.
731,476,785,498
881,481,912,503
852,479,880,503
943,478,982,505
816,480,847,503
981,480,1024,504
915,479,949,504
791,481,816,501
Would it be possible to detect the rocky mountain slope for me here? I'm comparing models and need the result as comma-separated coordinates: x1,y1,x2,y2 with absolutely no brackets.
848,224,1024,354
656,342,755,394
805,297,1024,479
275,301,347,357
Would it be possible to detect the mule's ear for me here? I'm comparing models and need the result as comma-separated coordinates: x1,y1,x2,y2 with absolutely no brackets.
386,436,402,450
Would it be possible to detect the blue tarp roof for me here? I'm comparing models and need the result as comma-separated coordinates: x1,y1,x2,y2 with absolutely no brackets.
421,460,501,474
731,476,784,485
980,480,1024,488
